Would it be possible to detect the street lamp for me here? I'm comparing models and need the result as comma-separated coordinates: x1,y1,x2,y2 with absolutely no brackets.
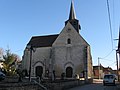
27,44,36,82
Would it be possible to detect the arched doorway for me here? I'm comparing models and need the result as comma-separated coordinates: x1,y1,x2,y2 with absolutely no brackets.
66,67,73,78
35,66,43,77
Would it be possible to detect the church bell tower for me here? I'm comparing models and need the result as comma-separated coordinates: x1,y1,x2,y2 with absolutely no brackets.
65,1,81,33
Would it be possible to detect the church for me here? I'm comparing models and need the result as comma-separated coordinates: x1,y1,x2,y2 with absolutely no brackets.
22,1,93,80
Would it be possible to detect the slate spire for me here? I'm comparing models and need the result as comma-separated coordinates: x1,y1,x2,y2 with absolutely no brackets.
65,0,81,33
69,0,76,20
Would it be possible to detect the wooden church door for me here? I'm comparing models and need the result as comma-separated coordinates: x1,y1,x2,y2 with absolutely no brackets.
35,66,43,78
66,67,73,78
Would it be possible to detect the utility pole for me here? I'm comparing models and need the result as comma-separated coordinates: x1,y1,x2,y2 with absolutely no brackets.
98,57,100,79
118,53,120,82
116,50,119,81
117,26,120,81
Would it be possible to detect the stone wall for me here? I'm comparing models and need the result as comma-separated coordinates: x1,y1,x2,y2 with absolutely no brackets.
0,77,93,90
46,79,93,90
0,82,43,90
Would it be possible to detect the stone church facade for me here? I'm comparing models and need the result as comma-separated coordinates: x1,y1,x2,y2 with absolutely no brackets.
22,1,93,79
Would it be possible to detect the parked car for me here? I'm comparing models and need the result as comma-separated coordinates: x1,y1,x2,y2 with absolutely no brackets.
103,74,117,86
0,71,5,81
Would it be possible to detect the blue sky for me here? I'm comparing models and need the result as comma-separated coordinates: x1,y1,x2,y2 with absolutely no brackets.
0,0,120,70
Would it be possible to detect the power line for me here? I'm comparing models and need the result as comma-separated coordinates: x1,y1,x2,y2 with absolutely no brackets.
101,49,113,59
108,61,116,67
98,49,113,60
99,58,114,62
112,0,115,38
99,0,116,60
107,0,114,50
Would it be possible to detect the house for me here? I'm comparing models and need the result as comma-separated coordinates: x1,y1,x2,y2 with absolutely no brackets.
22,1,93,80
103,67,113,74
93,65,104,79
93,65,114,79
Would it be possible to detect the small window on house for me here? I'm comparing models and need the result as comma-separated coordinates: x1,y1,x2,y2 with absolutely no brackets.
67,38,71,44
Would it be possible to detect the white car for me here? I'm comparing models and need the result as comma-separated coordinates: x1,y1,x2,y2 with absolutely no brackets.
103,74,117,86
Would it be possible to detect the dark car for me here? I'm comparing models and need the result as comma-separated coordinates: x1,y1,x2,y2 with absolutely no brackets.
0,71,5,81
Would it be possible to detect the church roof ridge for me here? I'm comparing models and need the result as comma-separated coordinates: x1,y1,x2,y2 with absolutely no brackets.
32,34,59,38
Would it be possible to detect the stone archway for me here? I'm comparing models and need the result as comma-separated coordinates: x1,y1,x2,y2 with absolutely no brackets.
66,67,73,78
35,66,43,77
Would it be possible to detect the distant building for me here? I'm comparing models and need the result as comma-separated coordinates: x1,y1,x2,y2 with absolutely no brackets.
93,65,104,79
22,1,93,80
113,70,117,75
93,65,114,79
103,67,113,74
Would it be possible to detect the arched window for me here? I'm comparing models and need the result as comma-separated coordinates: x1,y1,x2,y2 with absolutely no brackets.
67,38,71,44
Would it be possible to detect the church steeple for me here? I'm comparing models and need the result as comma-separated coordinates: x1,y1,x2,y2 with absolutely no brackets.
69,1,76,20
65,1,81,33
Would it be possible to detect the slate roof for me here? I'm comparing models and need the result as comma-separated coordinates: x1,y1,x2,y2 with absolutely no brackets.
27,34,59,48
93,65,104,70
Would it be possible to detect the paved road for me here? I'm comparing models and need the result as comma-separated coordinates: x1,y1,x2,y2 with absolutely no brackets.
68,79,120,90
68,83,119,90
